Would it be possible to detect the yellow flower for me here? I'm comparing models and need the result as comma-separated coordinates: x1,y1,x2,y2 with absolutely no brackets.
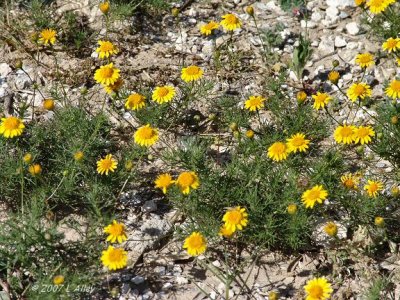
0,116,25,138
382,37,400,53
97,154,118,175
397,58,400,66
312,92,331,110
99,1,110,14
355,52,374,68
125,160,134,171
304,277,333,300
366,0,389,14
287,203,298,215
244,95,266,111
286,133,310,153
23,153,33,164
181,65,203,82
222,206,248,232
104,220,128,243
96,40,118,59
183,232,207,256
219,224,235,238
268,291,279,300
154,173,174,194
297,90,307,103
374,216,385,227
391,186,400,197
134,124,159,147
334,124,356,144
355,0,366,6
94,63,120,86
125,93,146,110
341,173,360,189
104,78,123,95
353,126,375,144
74,151,84,161
245,129,254,139
328,71,340,84
302,185,328,209
101,246,128,271
39,29,56,45
346,82,371,102
200,21,219,36
220,14,242,31
29,164,42,176
43,99,55,110
324,222,338,237
152,86,176,104
176,171,200,195
53,275,65,285
385,79,400,99
268,142,289,162
364,180,383,198
245,6,255,16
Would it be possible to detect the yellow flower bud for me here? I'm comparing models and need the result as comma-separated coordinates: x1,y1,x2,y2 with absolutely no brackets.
74,151,84,162
296,91,307,103
245,6,254,16
391,116,398,124
99,2,110,14
171,8,180,17
391,186,399,197
229,122,238,132
374,216,384,228
125,160,134,171
53,275,65,285
23,153,32,164
43,99,55,111
245,129,254,139
287,204,297,215
29,164,42,176
324,222,338,237
268,291,279,300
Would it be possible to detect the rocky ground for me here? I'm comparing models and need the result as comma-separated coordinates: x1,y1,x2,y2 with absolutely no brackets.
1,0,400,299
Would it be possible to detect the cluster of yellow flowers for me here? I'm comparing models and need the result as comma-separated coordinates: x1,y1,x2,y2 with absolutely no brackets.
268,133,310,162
101,220,128,271
154,171,200,195
334,124,375,145
341,173,385,198
200,13,242,36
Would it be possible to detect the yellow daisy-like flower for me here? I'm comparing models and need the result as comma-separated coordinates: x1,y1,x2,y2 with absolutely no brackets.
101,246,128,271
286,133,310,153
366,0,389,14
340,173,360,190
0,116,25,138
312,92,331,110
181,65,203,82
304,277,333,300
287,203,298,215
346,82,372,102
355,52,374,68
385,79,400,99
39,29,56,45
334,124,356,144
353,126,375,144
324,222,338,237
297,90,307,103
200,21,219,36
43,99,55,111
301,185,328,209
99,1,110,14
328,71,340,84
374,216,385,227
104,220,128,244
355,0,366,6
29,164,42,176
74,151,84,162
104,78,123,95
364,180,383,198
222,206,249,232
96,40,118,59
176,171,200,195
268,142,289,162
219,224,235,238
154,173,174,194
97,154,118,175
382,37,400,53
125,93,146,111
183,232,207,256
53,275,65,285
220,14,242,31
134,124,159,147
23,153,32,164
152,86,176,104
244,95,266,111
94,63,120,86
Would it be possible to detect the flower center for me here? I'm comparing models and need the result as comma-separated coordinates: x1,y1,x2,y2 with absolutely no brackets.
369,183,378,192
185,66,200,75
139,127,154,139
100,42,114,52
344,179,355,188
390,80,400,91
273,143,286,154
316,95,327,103
189,236,203,248
179,173,194,186
129,94,144,105
341,127,353,137
356,127,369,138
157,87,169,97
227,211,242,224
109,224,124,236
101,159,112,169
309,285,323,298
4,117,20,130
354,85,366,95
226,15,238,24
100,67,114,78
291,137,304,146
108,249,123,262
358,55,371,64
308,190,321,201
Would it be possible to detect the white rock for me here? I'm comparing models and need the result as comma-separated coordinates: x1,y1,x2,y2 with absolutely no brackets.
326,0,355,8
0,63,12,78
334,36,347,48
300,20,317,29
176,276,189,285
318,36,335,55
265,1,281,12
347,41,359,50
311,11,323,22
346,22,360,35
326,6,339,21
188,18,197,25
